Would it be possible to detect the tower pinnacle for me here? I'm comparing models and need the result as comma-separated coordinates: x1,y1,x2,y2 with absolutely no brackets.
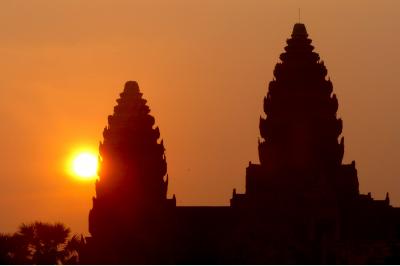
291,23,308,38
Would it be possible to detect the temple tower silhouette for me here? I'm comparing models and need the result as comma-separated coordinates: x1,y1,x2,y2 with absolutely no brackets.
84,25,400,264
232,23,358,206
230,23,397,264
87,81,176,263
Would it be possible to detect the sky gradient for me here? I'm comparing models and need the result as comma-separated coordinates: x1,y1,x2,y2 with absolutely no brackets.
1,0,400,234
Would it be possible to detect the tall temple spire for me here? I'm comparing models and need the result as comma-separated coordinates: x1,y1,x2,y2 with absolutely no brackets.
232,23,359,206
259,23,344,174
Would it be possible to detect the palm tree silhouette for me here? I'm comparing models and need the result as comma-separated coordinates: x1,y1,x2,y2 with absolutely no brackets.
0,222,84,264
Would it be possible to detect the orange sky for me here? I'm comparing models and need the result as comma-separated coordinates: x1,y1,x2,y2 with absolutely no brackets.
1,0,400,234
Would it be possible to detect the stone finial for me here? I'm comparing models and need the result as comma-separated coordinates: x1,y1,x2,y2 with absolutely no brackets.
385,192,390,204
124,80,139,92
291,23,308,38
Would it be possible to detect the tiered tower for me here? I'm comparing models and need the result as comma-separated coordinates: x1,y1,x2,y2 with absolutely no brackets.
88,81,175,263
228,23,365,264
232,24,359,208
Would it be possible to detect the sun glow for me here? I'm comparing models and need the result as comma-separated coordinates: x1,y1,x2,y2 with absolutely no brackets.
69,151,98,180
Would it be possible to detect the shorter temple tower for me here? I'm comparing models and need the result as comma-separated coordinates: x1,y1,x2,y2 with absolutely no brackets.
87,81,176,264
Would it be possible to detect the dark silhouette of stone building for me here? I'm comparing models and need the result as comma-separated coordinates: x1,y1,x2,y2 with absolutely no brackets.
84,24,400,264
87,81,176,263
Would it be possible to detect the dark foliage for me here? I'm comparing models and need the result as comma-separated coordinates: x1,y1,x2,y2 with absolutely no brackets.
0,222,85,264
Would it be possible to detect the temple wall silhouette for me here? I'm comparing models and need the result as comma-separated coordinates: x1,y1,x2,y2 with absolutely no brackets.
82,24,400,264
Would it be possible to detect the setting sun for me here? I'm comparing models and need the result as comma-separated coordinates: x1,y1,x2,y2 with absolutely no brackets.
70,152,98,180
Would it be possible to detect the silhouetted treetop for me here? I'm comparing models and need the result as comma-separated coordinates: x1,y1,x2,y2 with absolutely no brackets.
0,222,83,264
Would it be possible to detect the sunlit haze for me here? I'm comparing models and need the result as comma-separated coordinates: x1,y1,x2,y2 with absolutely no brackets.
1,0,400,235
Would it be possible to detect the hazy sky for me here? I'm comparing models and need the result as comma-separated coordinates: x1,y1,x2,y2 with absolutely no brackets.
1,0,400,234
